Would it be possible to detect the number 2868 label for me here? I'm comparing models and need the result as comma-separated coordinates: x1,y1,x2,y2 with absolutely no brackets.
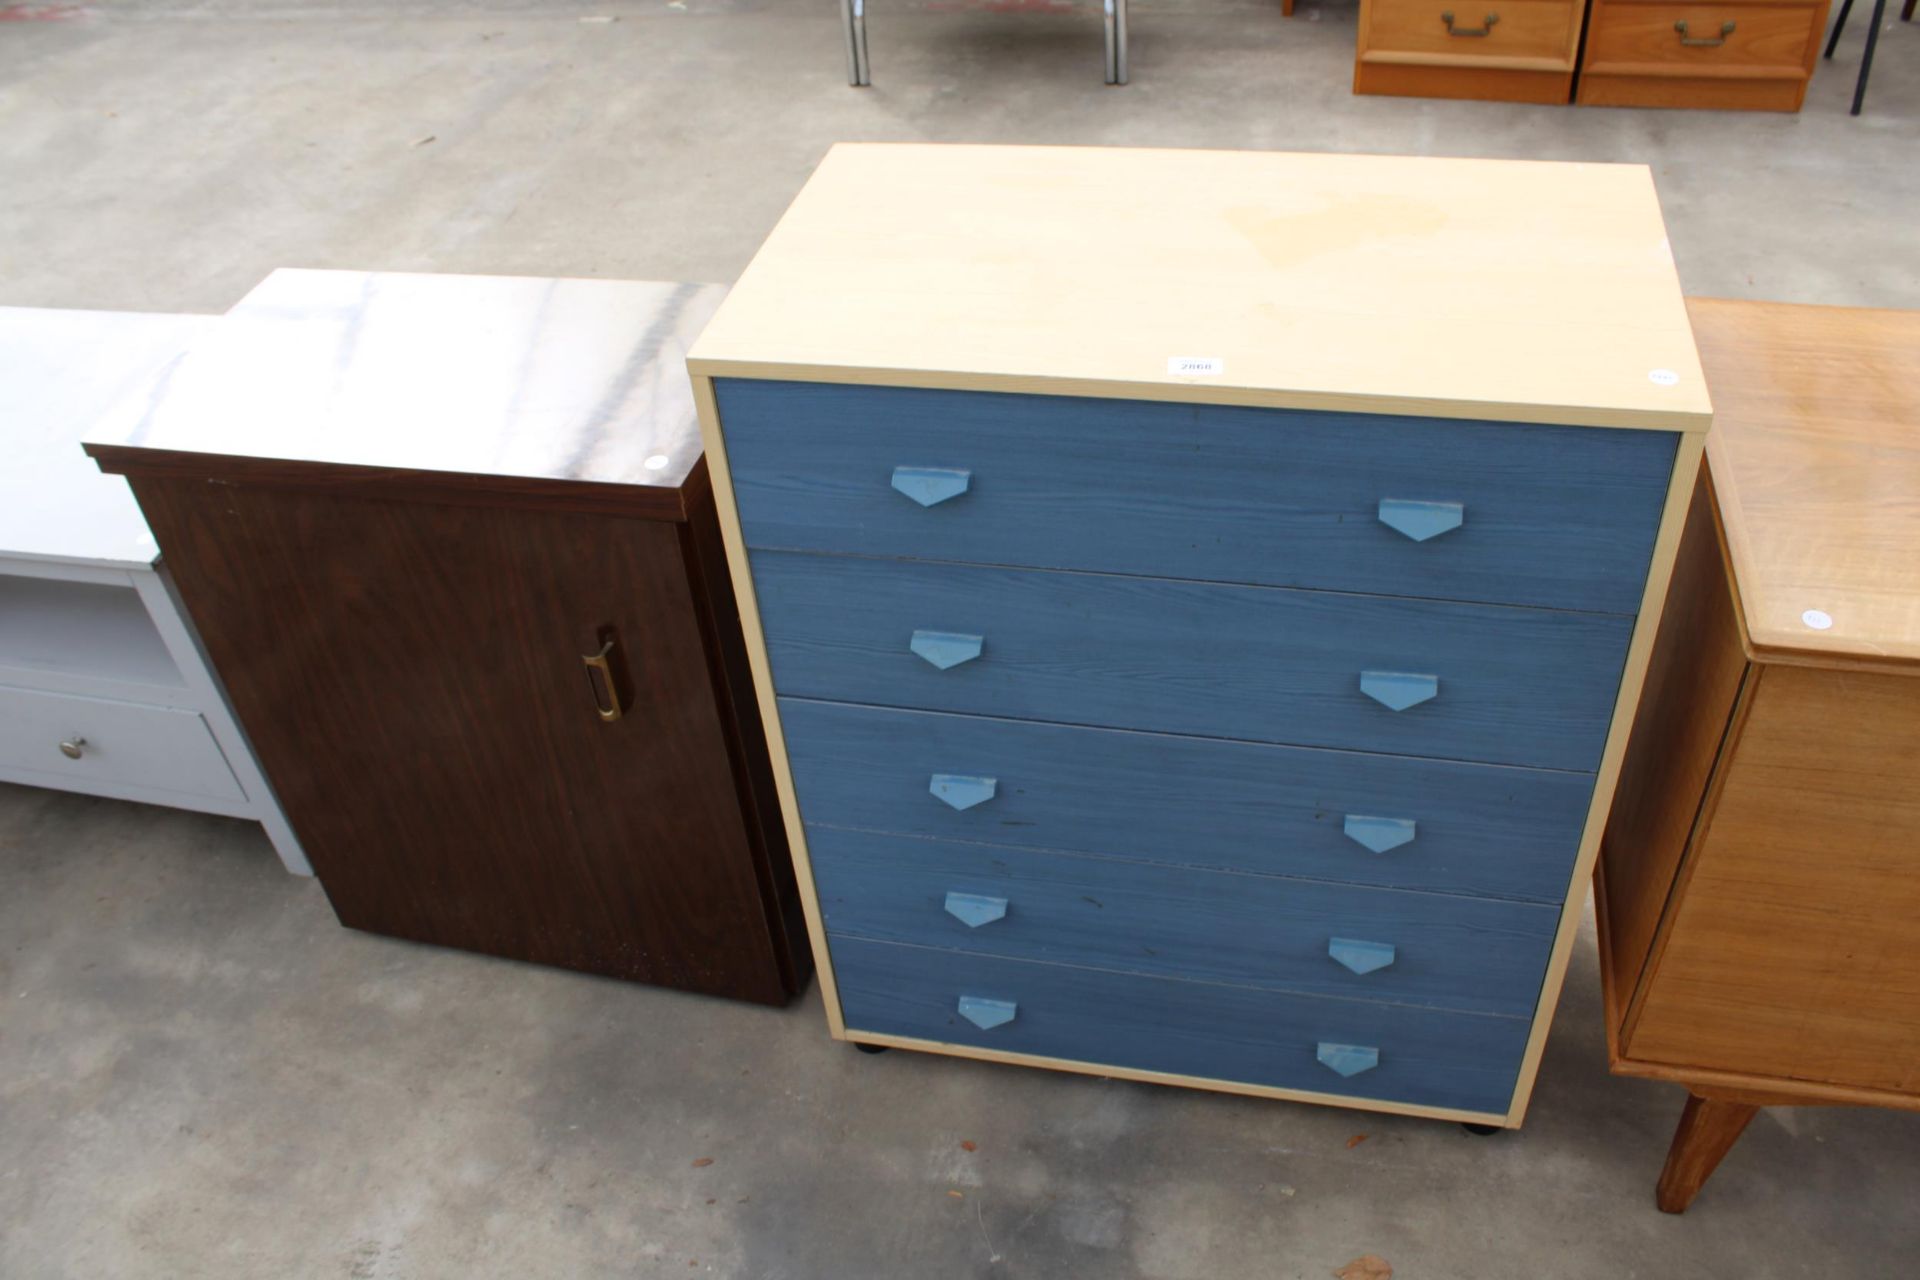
1168,356,1225,376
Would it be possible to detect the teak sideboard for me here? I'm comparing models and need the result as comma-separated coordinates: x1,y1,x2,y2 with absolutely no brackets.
88,270,810,1005
691,143,1710,1125
1599,298,1920,1211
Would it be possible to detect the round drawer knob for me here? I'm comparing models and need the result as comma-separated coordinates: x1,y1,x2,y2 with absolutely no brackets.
58,737,88,760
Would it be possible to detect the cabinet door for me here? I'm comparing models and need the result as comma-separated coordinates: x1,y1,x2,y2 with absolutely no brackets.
130,475,790,1003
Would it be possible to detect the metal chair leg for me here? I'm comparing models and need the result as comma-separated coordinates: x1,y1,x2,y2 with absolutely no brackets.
1824,0,1854,55
1104,0,1119,83
1114,0,1129,83
842,0,871,86
1851,0,1887,112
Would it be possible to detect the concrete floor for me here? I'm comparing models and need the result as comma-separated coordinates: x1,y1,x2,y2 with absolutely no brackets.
3,2,1918,1276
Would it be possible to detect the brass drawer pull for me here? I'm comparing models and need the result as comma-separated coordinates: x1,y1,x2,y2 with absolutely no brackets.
1674,19,1734,45
581,628,631,723
1441,10,1499,35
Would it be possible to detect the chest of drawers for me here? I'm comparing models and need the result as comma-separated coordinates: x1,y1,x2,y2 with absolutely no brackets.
691,144,1710,1124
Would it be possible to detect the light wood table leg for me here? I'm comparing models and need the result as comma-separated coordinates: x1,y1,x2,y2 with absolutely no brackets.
1656,1092,1759,1213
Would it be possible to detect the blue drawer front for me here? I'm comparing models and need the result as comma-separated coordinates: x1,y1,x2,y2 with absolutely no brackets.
752,553,1633,772
810,828,1558,1018
780,700,1593,902
715,379,1676,615
831,937,1527,1115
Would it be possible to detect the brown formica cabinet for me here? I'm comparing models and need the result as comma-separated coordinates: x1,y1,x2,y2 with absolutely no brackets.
87,269,810,1006
1598,298,1920,1212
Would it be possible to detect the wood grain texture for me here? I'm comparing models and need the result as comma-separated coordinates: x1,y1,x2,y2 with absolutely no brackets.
1576,0,1826,110
692,374,853,1035
717,379,1677,614
1361,0,1578,63
1656,1095,1759,1213
1626,662,1920,1092
1353,59,1575,99
809,827,1559,1017
751,551,1635,773
780,699,1595,902
1688,299,1920,668
1575,71,1810,107
120,471,801,1003
1582,1,1823,72
831,935,1532,1114
1598,466,1750,1013
678,460,813,994
688,146,1709,433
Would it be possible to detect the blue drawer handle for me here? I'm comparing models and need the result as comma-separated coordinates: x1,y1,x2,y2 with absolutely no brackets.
1378,498,1464,542
1359,670,1439,711
1316,1042,1380,1078
892,466,972,507
1343,814,1417,854
1328,937,1397,975
944,891,1009,928
910,629,983,670
958,995,1017,1030
930,773,997,811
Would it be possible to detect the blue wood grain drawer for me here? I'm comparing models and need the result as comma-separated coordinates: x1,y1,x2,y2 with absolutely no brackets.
811,828,1558,1018
831,935,1528,1115
780,700,1593,902
715,379,1677,615
752,552,1634,772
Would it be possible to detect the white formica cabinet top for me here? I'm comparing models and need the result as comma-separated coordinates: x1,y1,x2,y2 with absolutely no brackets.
84,270,727,491
1,308,214,568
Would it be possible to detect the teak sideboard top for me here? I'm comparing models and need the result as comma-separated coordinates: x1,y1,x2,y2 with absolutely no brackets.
690,144,1710,432
1691,298,1920,670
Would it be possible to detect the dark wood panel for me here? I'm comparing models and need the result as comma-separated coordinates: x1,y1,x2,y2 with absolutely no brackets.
678,460,812,992
128,472,795,1003
1598,467,1750,1034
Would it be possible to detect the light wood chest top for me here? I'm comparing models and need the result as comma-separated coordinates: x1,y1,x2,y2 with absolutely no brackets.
689,143,1710,432
1690,298,1920,671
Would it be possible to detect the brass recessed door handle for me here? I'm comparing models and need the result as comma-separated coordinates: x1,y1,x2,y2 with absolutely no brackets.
581,628,631,723
1674,19,1734,45
1441,10,1499,35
